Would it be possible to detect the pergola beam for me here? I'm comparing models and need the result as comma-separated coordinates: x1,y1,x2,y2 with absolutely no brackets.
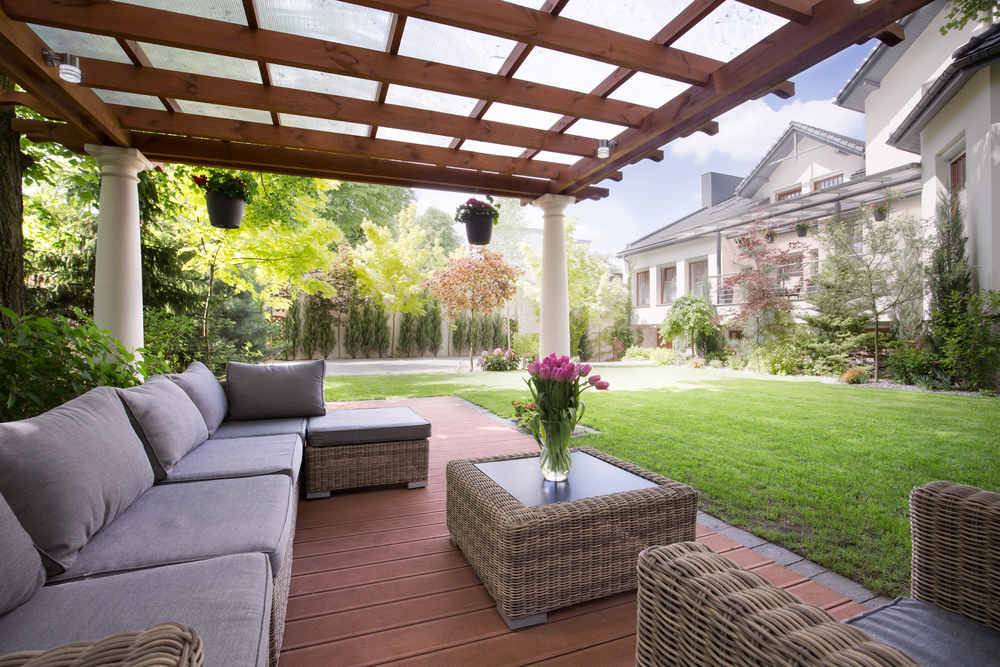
4,0,654,128
737,0,813,23
555,0,934,196
78,58,601,157
339,0,723,85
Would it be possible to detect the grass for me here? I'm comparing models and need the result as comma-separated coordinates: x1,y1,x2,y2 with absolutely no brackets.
325,365,1000,597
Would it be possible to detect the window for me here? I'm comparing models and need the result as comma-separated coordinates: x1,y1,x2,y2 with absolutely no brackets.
777,253,804,280
951,153,966,192
689,260,708,296
660,266,676,304
728,330,743,341
814,175,843,191
776,187,801,202
636,270,650,306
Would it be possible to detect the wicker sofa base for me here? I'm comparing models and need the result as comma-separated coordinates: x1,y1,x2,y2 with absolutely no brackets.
304,438,429,495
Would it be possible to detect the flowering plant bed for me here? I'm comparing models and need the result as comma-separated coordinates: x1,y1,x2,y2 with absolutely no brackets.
478,348,522,371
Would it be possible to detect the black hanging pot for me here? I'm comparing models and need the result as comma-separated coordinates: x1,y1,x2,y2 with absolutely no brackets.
873,209,886,221
464,213,494,245
796,227,808,237
206,190,246,229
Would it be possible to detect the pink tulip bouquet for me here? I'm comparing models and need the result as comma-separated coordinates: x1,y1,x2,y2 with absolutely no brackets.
525,353,609,480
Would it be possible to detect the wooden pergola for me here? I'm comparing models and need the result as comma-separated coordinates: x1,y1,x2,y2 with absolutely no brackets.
1,0,926,202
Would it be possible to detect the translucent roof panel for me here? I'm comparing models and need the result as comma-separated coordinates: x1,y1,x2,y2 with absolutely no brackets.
515,48,618,94
531,151,578,165
460,141,529,158
279,113,370,137
482,103,564,131
383,85,479,117
375,127,455,148
609,73,687,108
28,26,131,63
558,0,692,40
93,89,166,111
673,0,787,62
176,101,273,124
270,65,379,101
504,0,547,8
257,0,393,50
398,18,517,74
115,0,247,25
563,119,628,140
139,43,262,83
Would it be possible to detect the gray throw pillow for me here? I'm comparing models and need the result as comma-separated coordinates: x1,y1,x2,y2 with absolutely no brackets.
0,387,154,576
0,491,45,615
226,360,326,421
117,376,209,479
166,361,227,436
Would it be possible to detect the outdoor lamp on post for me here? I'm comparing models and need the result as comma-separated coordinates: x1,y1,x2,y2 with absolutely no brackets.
597,139,618,159
42,50,82,83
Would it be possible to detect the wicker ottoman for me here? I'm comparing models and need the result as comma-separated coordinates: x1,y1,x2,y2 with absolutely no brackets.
304,407,431,498
446,446,698,629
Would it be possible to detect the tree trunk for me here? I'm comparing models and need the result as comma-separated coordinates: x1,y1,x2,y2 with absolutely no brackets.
469,311,475,371
873,313,880,382
390,310,396,357
0,76,31,328
203,263,215,365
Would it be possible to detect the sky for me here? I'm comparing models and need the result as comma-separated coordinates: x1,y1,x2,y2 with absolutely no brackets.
413,42,874,262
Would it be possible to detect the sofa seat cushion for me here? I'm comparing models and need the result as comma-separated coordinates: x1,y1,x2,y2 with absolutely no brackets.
166,361,228,436
0,387,154,576
0,553,271,667
306,407,431,447
163,434,302,483
0,492,45,616
845,596,1000,667
210,417,307,443
117,376,209,480
48,475,295,583
226,360,326,421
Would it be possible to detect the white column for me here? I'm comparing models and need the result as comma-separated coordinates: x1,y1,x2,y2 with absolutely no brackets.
85,145,154,354
532,193,575,358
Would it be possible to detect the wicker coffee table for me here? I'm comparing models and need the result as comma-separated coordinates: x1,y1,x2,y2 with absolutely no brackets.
446,446,698,629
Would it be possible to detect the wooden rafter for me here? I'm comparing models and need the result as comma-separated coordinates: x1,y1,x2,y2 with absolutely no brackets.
77,58,600,157
0,8,129,146
737,0,813,23
339,0,723,85
555,0,934,196
0,89,61,119
116,39,179,113
368,13,407,139
4,0,654,128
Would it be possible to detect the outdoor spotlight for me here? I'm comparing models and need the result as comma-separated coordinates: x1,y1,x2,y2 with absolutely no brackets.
596,139,618,159
42,50,82,83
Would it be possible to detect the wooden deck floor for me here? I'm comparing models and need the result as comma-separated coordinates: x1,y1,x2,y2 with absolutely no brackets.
280,396,866,667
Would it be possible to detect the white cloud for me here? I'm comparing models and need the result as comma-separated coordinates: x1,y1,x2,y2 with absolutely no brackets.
669,98,865,164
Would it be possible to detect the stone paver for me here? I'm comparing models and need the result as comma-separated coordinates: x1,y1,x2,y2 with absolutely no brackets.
717,525,769,548
788,559,829,578
829,601,871,620
863,595,894,610
813,571,882,604
787,581,852,610
721,546,772,570
752,542,804,566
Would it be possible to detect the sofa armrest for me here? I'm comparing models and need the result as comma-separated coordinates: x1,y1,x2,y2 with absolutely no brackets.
910,481,1000,633
636,542,920,667
0,622,203,667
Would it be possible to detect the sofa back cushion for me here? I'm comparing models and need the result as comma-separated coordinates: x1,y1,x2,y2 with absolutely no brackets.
117,376,210,480
0,491,45,616
226,360,326,421
0,387,154,576
166,361,228,436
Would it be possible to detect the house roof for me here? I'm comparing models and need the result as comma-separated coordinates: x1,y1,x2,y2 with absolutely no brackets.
888,22,1000,153
0,0,937,202
618,194,755,255
835,0,946,113
734,122,865,199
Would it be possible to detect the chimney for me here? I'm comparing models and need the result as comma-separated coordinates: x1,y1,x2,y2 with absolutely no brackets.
701,172,743,209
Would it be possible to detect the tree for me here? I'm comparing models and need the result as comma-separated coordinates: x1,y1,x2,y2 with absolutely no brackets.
659,295,717,357
413,206,461,260
928,189,973,346
352,203,431,355
720,217,808,348
323,182,415,243
940,0,997,34
815,195,931,380
423,247,522,370
0,77,35,327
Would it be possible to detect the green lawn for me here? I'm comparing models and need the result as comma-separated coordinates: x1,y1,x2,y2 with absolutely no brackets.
325,365,1000,597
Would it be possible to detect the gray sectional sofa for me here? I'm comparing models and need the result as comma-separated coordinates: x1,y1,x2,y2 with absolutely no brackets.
0,359,327,667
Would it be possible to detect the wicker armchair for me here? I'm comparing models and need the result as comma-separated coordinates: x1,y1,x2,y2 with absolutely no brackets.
0,622,203,667
635,481,1000,667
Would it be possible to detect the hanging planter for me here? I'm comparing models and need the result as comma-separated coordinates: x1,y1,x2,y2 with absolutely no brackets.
794,222,809,237
193,171,258,230
872,201,889,221
765,229,778,243
455,196,499,246
205,190,246,229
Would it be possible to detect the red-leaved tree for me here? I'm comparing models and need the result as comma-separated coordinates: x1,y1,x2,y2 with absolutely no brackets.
423,247,522,370
720,216,809,348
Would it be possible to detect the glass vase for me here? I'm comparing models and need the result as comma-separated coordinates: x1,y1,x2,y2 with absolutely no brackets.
539,418,573,482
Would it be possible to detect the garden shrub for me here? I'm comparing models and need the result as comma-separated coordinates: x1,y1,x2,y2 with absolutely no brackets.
650,347,679,366
143,307,199,373
477,348,521,371
344,300,391,358
704,351,727,364
512,332,539,358
511,398,537,428
622,345,651,361
302,294,336,359
729,352,749,371
884,344,941,385
416,297,443,356
709,359,723,369
396,311,419,357
283,296,302,358
840,367,869,384
687,357,705,369
941,291,1000,390
0,307,170,422
758,339,808,376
